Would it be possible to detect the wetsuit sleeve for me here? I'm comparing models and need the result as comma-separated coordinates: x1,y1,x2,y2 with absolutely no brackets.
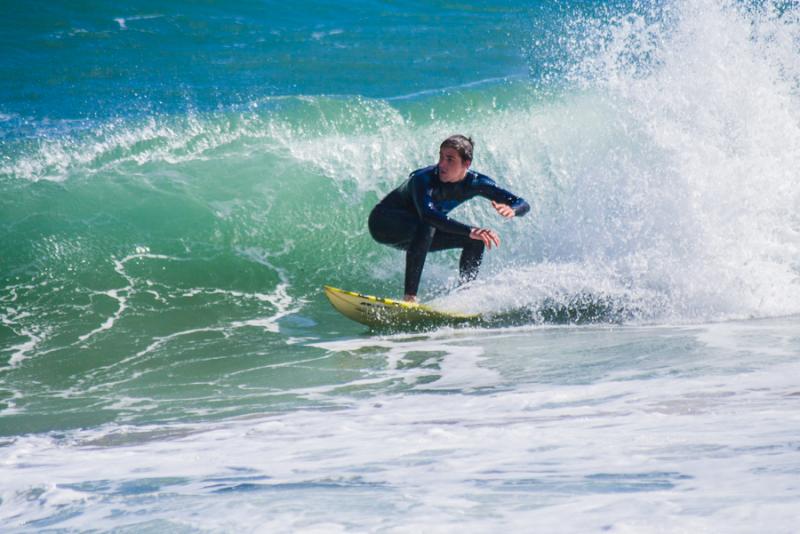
473,176,531,217
410,174,473,236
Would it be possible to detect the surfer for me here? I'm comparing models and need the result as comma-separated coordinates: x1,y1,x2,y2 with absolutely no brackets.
368,135,530,302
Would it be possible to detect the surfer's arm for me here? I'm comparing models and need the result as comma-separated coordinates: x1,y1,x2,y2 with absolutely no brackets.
473,176,530,217
409,175,473,236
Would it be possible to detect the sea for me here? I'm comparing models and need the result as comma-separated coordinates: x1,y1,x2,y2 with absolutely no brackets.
2,0,800,531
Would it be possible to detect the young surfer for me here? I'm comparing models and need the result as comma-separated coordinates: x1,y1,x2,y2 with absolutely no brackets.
368,135,530,302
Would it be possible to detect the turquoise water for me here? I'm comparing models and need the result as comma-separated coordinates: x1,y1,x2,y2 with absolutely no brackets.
3,0,800,531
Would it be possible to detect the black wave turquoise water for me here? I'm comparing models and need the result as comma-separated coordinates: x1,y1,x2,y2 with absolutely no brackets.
2,0,800,531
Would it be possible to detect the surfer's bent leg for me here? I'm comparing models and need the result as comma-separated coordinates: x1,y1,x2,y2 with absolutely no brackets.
368,205,483,295
368,206,417,248
458,240,484,284
430,232,485,285
368,206,433,296
404,223,435,296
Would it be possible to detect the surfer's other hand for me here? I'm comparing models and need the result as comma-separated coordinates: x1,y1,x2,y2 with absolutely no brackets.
470,227,500,249
491,201,515,218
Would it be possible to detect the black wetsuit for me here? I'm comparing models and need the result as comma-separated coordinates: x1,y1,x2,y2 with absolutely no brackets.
369,165,530,296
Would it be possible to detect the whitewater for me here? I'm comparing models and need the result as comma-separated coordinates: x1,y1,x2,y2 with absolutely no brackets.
2,0,800,531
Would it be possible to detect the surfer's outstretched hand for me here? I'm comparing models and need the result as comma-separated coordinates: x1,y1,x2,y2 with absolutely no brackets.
491,201,515,218
470,227,500,249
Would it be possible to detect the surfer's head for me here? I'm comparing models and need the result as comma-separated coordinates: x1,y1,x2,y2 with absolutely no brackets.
438,135,473,183
440,135,473,163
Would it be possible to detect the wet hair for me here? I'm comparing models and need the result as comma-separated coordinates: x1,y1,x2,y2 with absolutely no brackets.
440,135,474,163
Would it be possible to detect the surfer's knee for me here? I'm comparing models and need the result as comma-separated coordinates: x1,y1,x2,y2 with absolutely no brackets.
412,222,436,241
367,207,384,241
368,206,404,246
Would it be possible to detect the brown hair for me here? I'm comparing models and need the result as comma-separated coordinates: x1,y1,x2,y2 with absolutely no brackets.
440,134,474,163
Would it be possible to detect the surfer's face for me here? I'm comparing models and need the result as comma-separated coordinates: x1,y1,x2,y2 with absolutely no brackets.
438,147,470,183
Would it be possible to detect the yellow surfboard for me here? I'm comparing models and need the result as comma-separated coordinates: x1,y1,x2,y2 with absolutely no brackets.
323,286,480,329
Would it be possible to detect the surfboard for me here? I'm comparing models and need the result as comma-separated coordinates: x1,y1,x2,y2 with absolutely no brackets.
323,286,480,329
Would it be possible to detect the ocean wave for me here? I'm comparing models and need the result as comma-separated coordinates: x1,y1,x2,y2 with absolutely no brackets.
2,0,800,333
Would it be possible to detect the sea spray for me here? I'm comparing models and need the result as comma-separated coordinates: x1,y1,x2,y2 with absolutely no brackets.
435,0,800,321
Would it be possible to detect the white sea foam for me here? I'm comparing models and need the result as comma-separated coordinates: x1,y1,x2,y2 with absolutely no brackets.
2,321,799,531
69,244,305,390
77,249,175,344
311,29,344,41
0,287,48,369
233,244,307,333
0,113,272,182
114,14,163,30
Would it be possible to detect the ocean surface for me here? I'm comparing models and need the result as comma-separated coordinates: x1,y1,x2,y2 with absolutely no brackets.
2,0,800,531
